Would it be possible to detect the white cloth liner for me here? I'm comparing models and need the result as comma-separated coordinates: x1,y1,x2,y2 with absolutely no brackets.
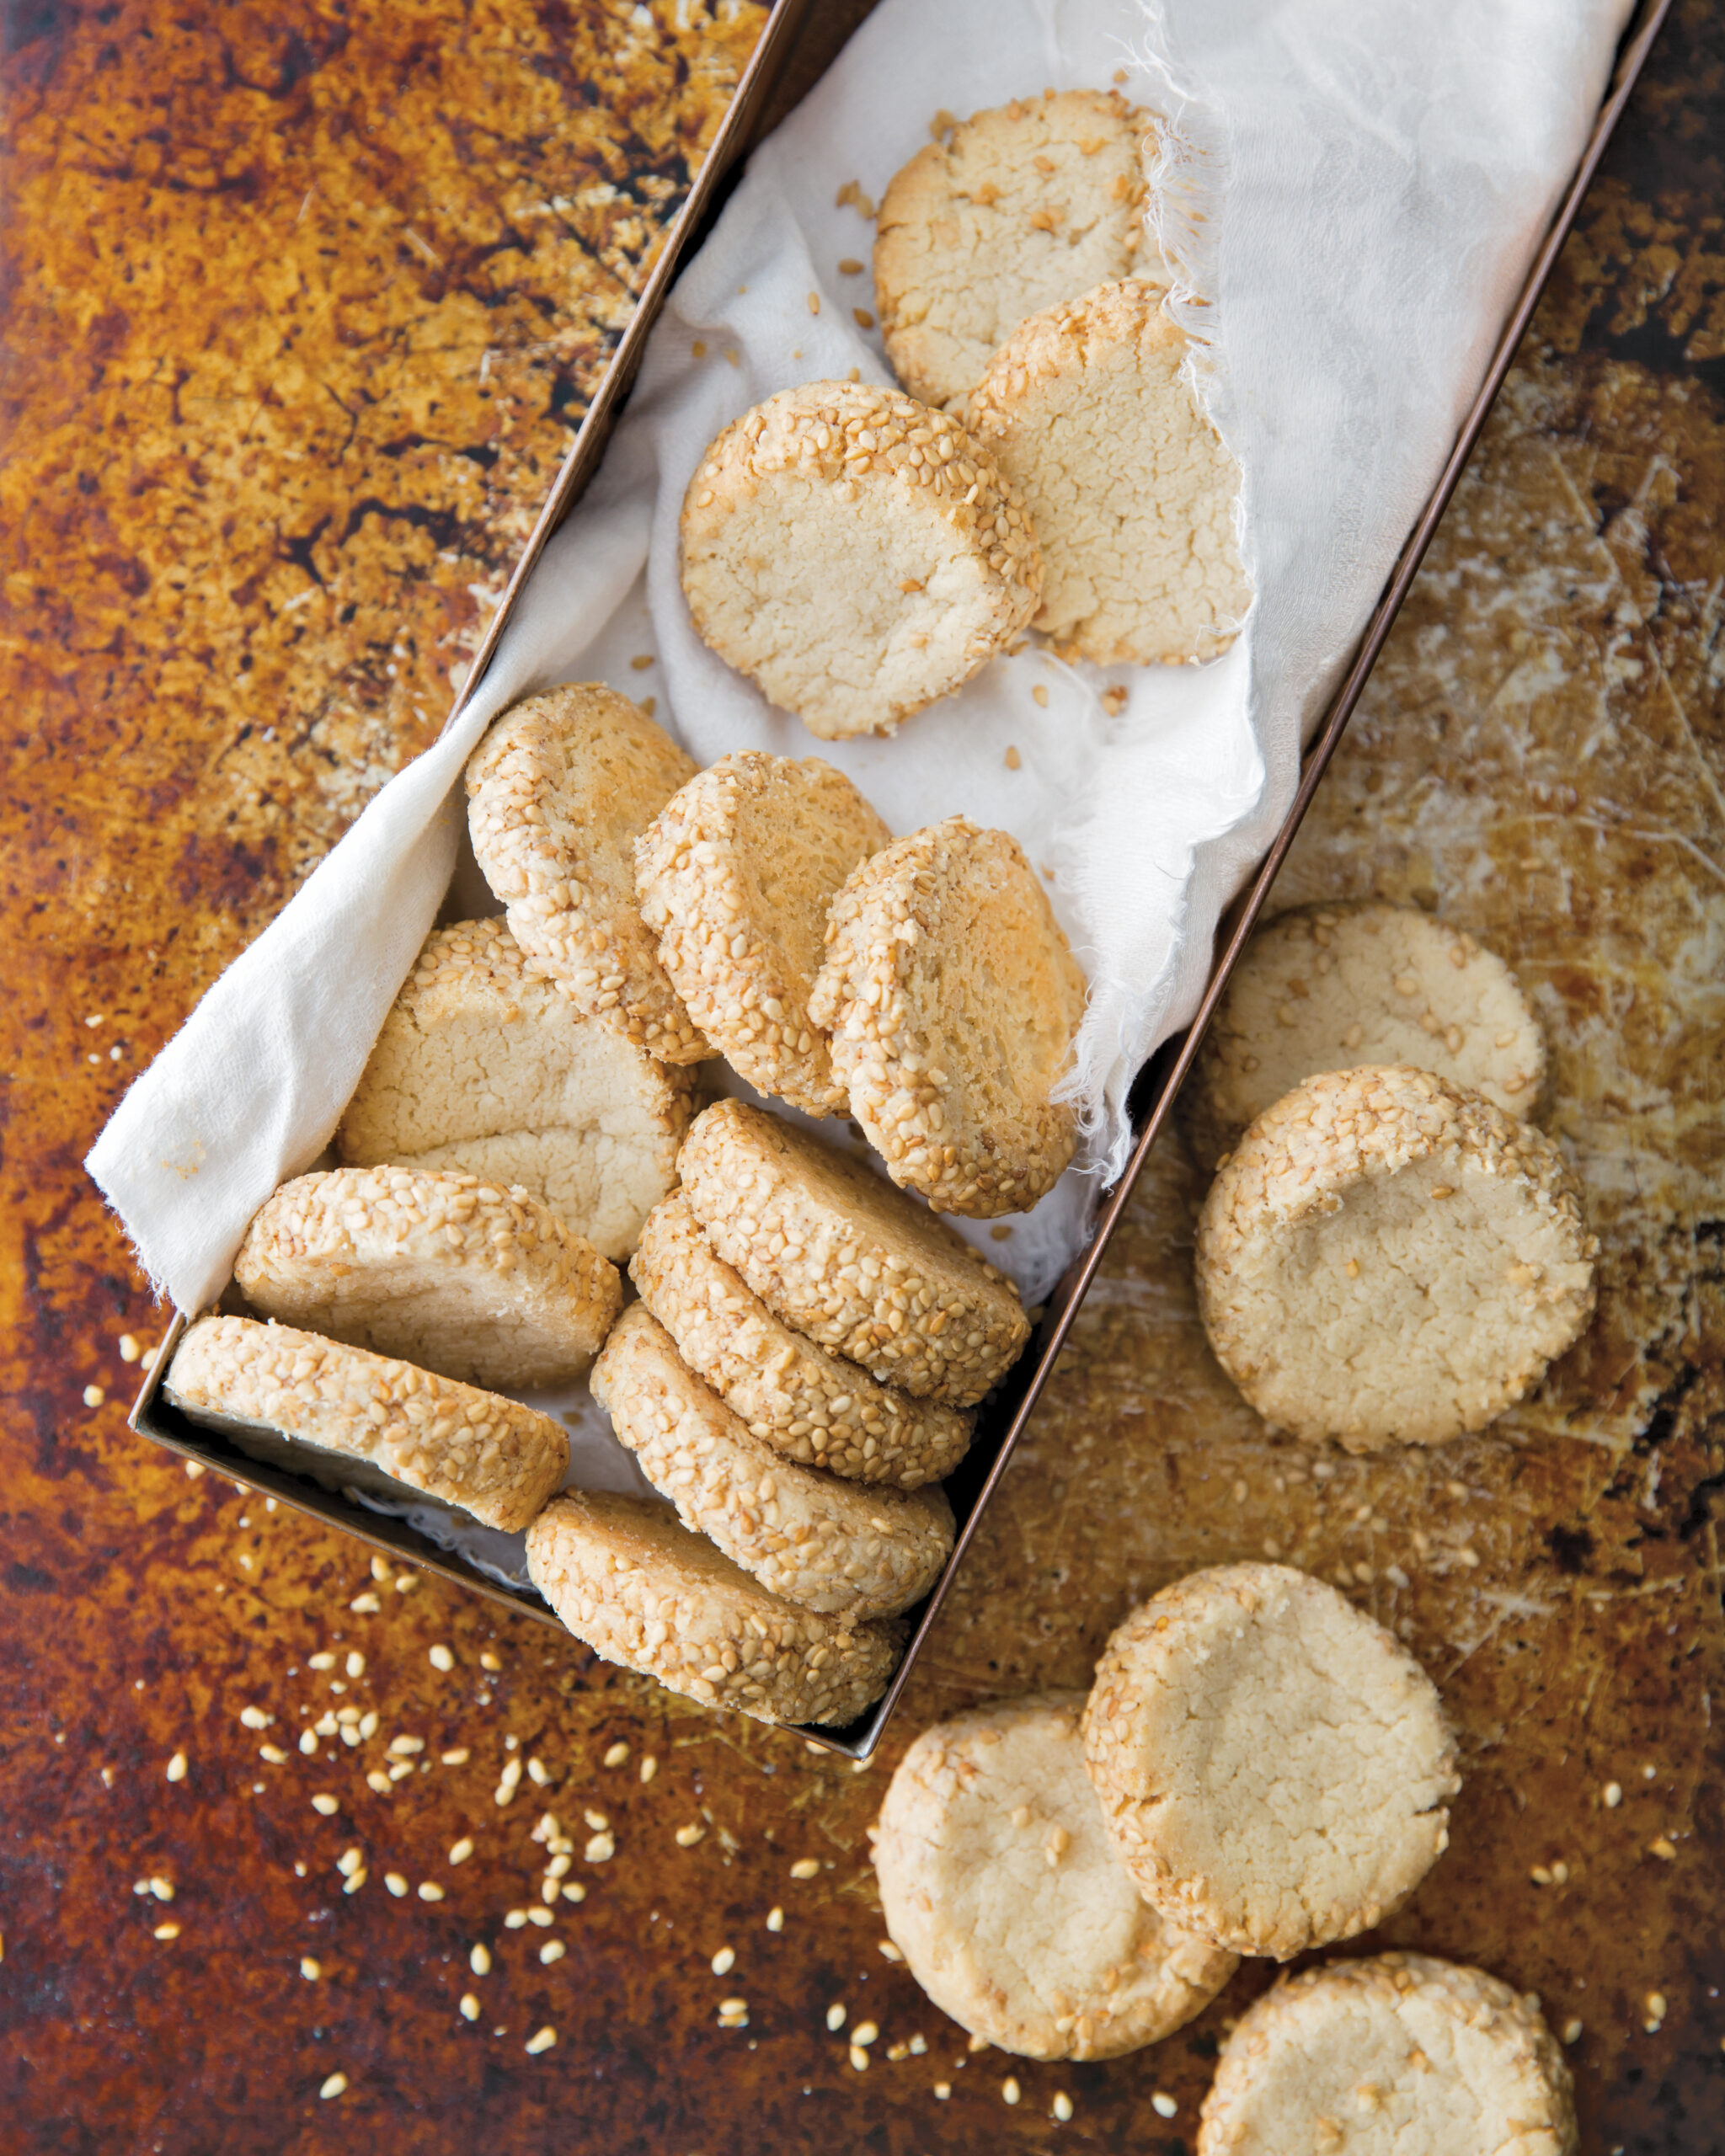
90,0,1632,1545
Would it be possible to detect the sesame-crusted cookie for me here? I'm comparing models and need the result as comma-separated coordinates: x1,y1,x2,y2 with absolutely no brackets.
810,817,1087,1216
676,1100,1029,1406
1083,1563,1459,1961
1194,1065,1597,1452
965,280,1249,664
1198,1952,1578,2156
590,1305,953,1623
635,751,891,1114
876,90,1162,413
632,1196,971,1487
1184,902,1546,1168
465,683,708,1062
337,917,695,1262
165,1315,569,1533
872,1693,1237,2061
525,1488,902,1727
235,1166,622,1392
679,381,1042,740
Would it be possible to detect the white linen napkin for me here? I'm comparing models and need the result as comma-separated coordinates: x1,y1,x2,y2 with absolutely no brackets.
88,0,1633,1323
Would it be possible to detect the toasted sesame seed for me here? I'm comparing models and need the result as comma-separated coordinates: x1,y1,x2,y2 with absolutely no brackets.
301,1733,321,1758
238,1705,271,1731
1002,2079,1021,2105
504,1911,526,1929
1649,1836,1678,1860
675,1824,705,1847
540,1940,566,1965
429,1645,454,1673
585,1831,615,1863
166,1753,187,1783
418,1882,445,1903
308,1652,336,1671
480,1652,502,1672
318,2072,349,2100
366,1771,391,1794
259,1744,288,1765
152,1921,180,1941
827,2004,846,2032
603,1741,629,1768
449,1838,473,1865
441,1748,470,1766
1604,1780,1623,1806
385,1873,408,1897
789,1858,820,1879
349,1593,381,1614
712,1947,735,1976
312,1795,339,1816
460,1993,480,2021
934,2082,951,2100
525,2027,557,2056
849,2045,868,2072
852,2020,879,2047
1152,2094,1178,2119
1562,2019,1583,2044
148,1877,174,1903
766,1907,784,1933
344,1652,365,1678
83,1385,104,1408
807,291,820,314
119,1333,141,1363
527,1758,550,1786
301,1957,321,1980
336,1848,363,1878
1052,2091,1074,2121
879,1940,903,1961
639,1754,658,1784
526,1907,553,1928
562,1882,586,1904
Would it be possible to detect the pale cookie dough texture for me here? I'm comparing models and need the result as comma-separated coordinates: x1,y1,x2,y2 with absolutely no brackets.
635,750,891,1114
1195,1065,1597,1452
873,1693,1237,2061
676,1100,1030,1406
590,1305,953,1623
1185,901,1547,1166
679,381,1042,740
465,682,708,1062
631,1195,972,1488
811,816,1087,1216
235,1166,622,1392
966,279,1250,664
525,1488,902,1727
1084,1564,1460,1961
166,1315,569,1533
1198,1952,1578,2156
337,918,695,1262
874,89,1164,412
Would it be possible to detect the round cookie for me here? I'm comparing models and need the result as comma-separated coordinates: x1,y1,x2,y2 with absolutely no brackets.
1194,1065,1597,1452
965,280,1249,664
465,682,708,1062
676,1100,1030,1406
810,817,1087,1216
165,1315,569,1533
632,1195,972,1488
873,1693,1237,2061
525,1488,902,1727
874,89,1164,413
590,1305,953,1623
1185,901,1547,1167
1083,1563,1460,1961
1198,1953,1577,2156
635,751,892,1114
235,1166,622,1392
337,917,696,1262
679,381,1042,741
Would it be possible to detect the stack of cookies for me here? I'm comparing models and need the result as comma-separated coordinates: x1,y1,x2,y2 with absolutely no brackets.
680,88,1251,740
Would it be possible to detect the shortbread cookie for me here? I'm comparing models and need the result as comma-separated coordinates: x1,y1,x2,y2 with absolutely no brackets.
337,918,695,1262
165,1315,568,1533
875,89,1164,412
525,1488,901,1726
677,1100,1030,1406
1199,1953,1577,2156
679,382,1041,740
873,1694,1237,2061
1185,902,1546,1166
635,752,892,1114
1194,1065,1597,1452
465,683,708,1062
811,817,1087,1216
235,1166,622,1392
591,1305,953,1623
632,1196,971,1487
1084,1564,1459,1960
966,280,1249,664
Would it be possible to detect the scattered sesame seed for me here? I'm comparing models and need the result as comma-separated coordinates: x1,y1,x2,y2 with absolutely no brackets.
527,1907,553,1928
1052,2090,1074,2121
395,1572,419,1593
480,1652,502,1673
1563,2019,1583,2044
562,1883,586,1904
827,2004,846,2032
318,2072,349,2100
852,2021,879,2047
807,291,820,314
1649,1836,1678,1861
460,1993,480,2021
312,1795,339,1816
934,2082,951,2100
585,1831,616,1863
441,1748,470,1765
301,1957,321,1980
603,1741,629,1768
639,1755,657,1785
467,1943,491,1976
349,1593,381,1614
541,1940,566,1965
238,1706,271,1731
83,1385,104,1408
419,1882,446,1903
449,1838,473,1865
1002,2078,1021,2105
712,1947,735,1976
429,1645,454,1673
879,1940,903,1962
118,1333,141,1363
675,1824,705,1847
308,1653,336,1671
371,1556,391,1582
527,1758,550,1786
337,1849,364,1879
259,1745,288,1765
166,1753,187,1784
1604,1780,1623,1806
766,1908,784,1933
1152,2094,1178,2119
153,1922,180,1941
849,2045,868,2073
789,1858,819,1879
719,1997,747,2017
148,1877,175,1903
504,1911,526,1929
366,1771,391,1795
184,1459,202,1476
525,2027,557,2056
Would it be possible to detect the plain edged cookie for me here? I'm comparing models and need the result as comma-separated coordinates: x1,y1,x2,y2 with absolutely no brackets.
235,1166,622,1390
810,817,1087,1215
1198,1952,1577,2155
966,279,1249,664
525,1488,902,1727
679,381,1041,740
1083,1563,1459,1960
465,682,708,1062
875,89,1164,411
873,1692,1236,2060
1194,1065,1597,1450
635,750,891,1114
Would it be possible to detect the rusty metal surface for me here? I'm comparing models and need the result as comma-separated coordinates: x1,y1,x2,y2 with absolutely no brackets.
1,3,1720,2151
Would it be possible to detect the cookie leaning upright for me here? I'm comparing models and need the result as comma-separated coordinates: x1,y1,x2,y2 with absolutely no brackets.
679,381,1041,740
810,817,1087,1216
635,751,890,1115
1083,1564,1459,1961
1198,1953,1577,2156
874,88,1164,411
966,280,1249,664
873,1693,1237,2061
465,683,708,1063
1195,1065,1597,1451
676,1100,1029,1406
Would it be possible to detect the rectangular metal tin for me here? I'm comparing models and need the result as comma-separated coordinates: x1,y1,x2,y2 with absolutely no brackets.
129,0,1673,1754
